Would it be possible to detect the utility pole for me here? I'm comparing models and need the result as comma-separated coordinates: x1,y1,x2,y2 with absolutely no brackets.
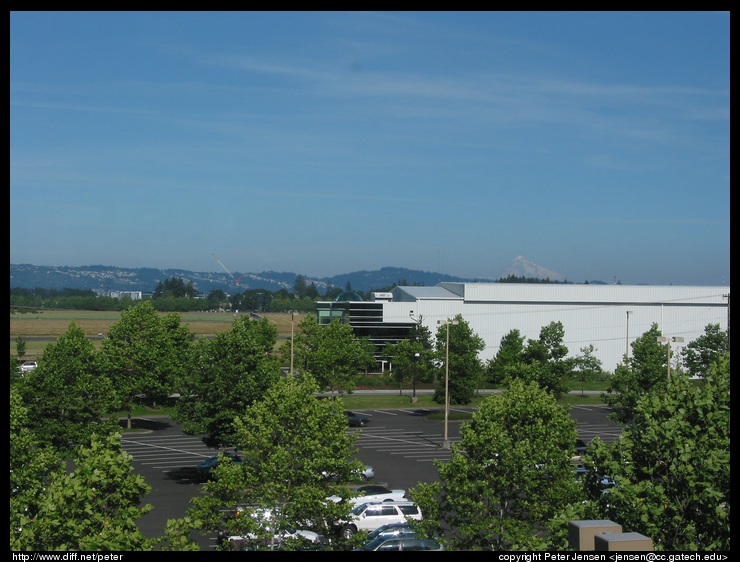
724,293,730,349
290,311,295,376
412,352,420,403
656,336,684,380
438,318,459,449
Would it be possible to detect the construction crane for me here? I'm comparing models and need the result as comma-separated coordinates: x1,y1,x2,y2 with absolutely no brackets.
212,254,242,288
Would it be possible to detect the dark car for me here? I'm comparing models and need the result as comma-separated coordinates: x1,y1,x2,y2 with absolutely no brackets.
345,411,370,427
575,438,588,457
365,522,416,540
196,452,243,478
354,536,444,551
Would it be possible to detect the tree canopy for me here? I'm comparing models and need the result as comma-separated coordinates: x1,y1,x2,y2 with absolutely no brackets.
19,323,119,451
432,314,484,405
285,316,374,394
580,353,730,550
186,375,365,550
174,315,282,449
410,379,580,550
98,301,194,428
12,432,156,551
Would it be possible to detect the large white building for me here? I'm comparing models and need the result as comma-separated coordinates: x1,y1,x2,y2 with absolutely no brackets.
317,283,729,373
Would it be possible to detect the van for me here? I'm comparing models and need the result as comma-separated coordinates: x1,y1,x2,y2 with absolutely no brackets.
332,501,422,539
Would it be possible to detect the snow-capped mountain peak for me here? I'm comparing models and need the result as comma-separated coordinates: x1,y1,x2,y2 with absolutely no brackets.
502,256,564,282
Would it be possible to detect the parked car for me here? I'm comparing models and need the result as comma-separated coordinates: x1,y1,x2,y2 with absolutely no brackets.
345,411,370,427
365,522,416,540
326,484,406,505
322,463,375,481
356,465,375,481
196,452,243,478
20,361,37,373
220,506,323,551
354,536,444,551
572,438,588,461
575,438,587,456
573,463,615,491
331,501,423,539
219,528,321,551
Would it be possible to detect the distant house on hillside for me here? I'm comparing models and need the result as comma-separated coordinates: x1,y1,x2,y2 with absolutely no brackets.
109,290,143,300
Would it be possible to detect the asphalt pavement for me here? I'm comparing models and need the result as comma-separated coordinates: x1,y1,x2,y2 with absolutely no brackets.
121,397,619,550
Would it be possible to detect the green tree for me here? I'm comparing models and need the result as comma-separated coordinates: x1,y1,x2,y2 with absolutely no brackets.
207,289,228,310
383,339,425,397
20,323,119,452
305,282,319,300
285,316,374,395
585,354,730,550
10,386,62,548
154,517,201,551
13,432,155,551
175,316,282,450
572,344,603,396
604,323,667,424
238,289,273,313
410,379,581,550
99,301,194,429
485,329,526,386
15,334,27,362
10,355,24,385
433,314,484,405
520,321,572,397
322,286,343,301
187,375,363,550
153,277,197,299
681,323,729,379
293,274,308,299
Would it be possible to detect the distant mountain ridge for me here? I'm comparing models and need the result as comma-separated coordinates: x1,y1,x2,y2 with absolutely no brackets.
10,263,502,295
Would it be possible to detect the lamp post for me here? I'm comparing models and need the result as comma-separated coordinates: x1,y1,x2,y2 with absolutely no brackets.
438,318,459,449
412,352,420,403
656,336,684,380
290,311,295,375
625,310,633,359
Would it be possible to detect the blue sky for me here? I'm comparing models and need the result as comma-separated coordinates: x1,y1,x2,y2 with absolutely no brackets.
10,11,730,286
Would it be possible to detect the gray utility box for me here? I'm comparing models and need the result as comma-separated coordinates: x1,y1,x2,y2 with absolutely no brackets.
595,532,653,551
568,520,622,551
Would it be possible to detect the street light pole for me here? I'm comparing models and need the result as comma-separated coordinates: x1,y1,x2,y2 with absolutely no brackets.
412,352,420,403
290,311,295,375
626,310,633,359
656,335,684,380
438,318,459,449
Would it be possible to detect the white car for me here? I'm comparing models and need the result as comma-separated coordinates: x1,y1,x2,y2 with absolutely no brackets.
332,501,423,539
20,361,37,373
221,507,321,550
326,484,407,505
220,528,320,551
321,464,375,481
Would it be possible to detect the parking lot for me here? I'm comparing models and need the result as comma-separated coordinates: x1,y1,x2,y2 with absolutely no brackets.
121,405,620,549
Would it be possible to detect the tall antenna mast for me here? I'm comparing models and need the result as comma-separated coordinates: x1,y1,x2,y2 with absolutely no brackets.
211,254,242,288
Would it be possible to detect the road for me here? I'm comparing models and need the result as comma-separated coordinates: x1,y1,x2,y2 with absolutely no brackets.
121,401,620,550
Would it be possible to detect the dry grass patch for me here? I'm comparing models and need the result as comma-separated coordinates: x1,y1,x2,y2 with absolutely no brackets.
10,310,305,359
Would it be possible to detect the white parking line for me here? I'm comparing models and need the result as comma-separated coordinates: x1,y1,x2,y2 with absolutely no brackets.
121,439,213,458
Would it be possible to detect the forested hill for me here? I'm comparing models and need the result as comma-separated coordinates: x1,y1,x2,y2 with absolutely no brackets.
10,264,494,295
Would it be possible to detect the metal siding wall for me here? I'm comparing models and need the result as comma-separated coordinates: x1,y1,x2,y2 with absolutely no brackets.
409,285,728,373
